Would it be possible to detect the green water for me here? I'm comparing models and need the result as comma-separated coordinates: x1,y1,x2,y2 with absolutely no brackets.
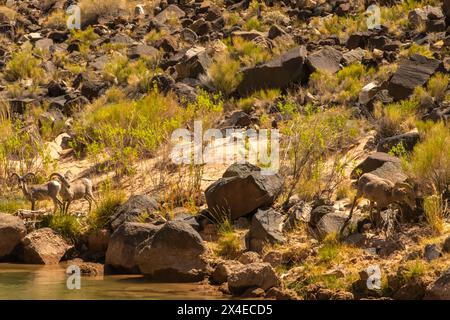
0,263,223,300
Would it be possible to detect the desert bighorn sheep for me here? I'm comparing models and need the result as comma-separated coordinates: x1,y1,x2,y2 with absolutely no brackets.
10,172,62,213
50,172,95,214
340,173,416,234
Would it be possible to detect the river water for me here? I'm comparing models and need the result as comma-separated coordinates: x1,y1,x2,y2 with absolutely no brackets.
0,263,224,300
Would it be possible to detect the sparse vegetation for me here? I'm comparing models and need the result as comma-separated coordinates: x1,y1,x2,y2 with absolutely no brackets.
281,107,361,201
4,44,44,82
87,189,126,231
404,121,450,194
376,99,419,138
423,195,447,235
206,52,242,95
39,213,83,243
309,64,374,105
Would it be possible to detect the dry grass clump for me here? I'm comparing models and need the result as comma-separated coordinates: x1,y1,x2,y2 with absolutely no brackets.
0,6,17,22
376,99,419,138
79,0,127,27
43,9,66,30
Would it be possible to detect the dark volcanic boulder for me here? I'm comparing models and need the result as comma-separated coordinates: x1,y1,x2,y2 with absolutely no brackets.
376,131,420,153
21,228,71,265
128,44,159,60
222,162,261,178
0,213,26,259
387,54,444,101
444,0,450,18
80,77,107,101
109,195,159,231
246,209,285,253
154,5,186,24
227,262,280,295
105,222,161,274
136,221,208,282
306,46,343,74
424,268,450,300
205,164,283,220
315,210,350,240
175,46,211,79
236,46,308,95
350,152,407,183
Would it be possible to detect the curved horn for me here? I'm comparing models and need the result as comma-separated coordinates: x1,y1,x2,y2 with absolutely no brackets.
22,172,35,181
9,172,21,183
50,172,70,185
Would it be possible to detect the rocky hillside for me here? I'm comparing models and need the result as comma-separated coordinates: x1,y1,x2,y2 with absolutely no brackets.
0,0,449,300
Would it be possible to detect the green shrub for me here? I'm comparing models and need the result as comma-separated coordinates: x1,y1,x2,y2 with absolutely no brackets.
0,197,28,214
404,121,450,194
5,44,44,82
227,37,271,67
423,195,447,235
207,53,242,95
309,63,374,105
87,190,125,231
401,43,434,59
414,72,449,104
243,17,264,31
237,88,281,112
0,120,48,181
400,260,427,282
377,99,419,138
39,214,82,243
216,230,242,259
70,26,99,55
282,107,360,201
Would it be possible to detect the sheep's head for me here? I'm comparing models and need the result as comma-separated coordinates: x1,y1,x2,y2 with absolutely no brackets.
50,172,70,188
393,182,416,210
10,172,35,188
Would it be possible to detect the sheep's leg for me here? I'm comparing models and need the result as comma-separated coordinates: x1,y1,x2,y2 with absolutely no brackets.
55,198,63,214
372,205,383,229
368,201,374,216
65,201,71,215
31,200,35,211
87,197,92,213
52,198,59,214
86,194,96,212
340,194,360,236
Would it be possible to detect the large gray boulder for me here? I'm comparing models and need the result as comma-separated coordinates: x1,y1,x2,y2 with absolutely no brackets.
0,214,27,259
306,46,343,74
136,221,208,282
227,262,280,295
387,54,444,101
109,195,158,231
105,222,161,274
21,228,71,265
154,5,186,24
350,152,408,184
246,209,285,253
236,46,308,95
205,163,283,220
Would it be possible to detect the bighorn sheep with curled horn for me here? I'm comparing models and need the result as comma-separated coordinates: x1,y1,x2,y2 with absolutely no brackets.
10,172,62,213
50,172,95,214
340,173,416,235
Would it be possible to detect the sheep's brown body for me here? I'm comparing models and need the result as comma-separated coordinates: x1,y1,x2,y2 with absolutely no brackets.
341,173,416,234
50,173,95,214
11,173,62,213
